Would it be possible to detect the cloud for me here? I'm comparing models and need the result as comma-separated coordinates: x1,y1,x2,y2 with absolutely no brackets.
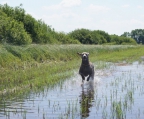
42,11,92,24
43,0,81,11
88,4,110,13
39,9,93,33
60,0,81,7
43,4,60,11
129,19,144,25
42,12,74,20
122,4,130,8
137,5,143,9
0,0,9,4
41,0,83,30
101,19,144,27
100,19,144,35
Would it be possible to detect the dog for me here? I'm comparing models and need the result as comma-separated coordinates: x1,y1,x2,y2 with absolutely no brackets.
77,52,94,83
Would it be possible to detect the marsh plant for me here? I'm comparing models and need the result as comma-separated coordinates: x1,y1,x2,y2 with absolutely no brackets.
1,45,144,118
0,44,141,96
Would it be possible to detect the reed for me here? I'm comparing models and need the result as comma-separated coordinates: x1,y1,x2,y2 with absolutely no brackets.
0,44,144,97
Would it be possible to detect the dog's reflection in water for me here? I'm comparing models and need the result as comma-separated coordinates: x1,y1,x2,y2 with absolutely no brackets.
79,80,94,118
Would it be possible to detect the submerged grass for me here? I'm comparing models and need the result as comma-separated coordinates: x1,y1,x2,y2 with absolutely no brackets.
0,44,144,97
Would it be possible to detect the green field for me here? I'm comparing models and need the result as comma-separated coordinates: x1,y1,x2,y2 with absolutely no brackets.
0,44,144,97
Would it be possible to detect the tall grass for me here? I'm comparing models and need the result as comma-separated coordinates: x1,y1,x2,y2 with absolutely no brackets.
0,44,144,96
1,44,142,66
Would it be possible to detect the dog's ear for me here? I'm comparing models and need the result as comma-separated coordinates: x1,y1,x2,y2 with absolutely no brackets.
77,52,82,56
86,52,89,55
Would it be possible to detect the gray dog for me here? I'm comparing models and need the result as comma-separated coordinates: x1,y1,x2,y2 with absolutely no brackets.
77,52,94,83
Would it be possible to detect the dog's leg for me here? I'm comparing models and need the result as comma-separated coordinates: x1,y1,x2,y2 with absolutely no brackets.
81,75,85,83
87,75,90,81
87,73,94,81
87,67,94,81
80,75,85,87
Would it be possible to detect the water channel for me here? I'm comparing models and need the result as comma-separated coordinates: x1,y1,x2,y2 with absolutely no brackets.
0,61,144,119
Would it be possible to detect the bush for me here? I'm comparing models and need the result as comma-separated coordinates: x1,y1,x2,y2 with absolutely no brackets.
54,32,80,44
110,35,137,45
69,29,108,44
0,10,32,45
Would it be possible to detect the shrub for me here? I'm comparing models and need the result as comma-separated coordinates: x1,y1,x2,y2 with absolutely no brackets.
110,35,137,45
0,13,32,45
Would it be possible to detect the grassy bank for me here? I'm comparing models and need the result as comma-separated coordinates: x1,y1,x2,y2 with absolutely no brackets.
0,44,144,97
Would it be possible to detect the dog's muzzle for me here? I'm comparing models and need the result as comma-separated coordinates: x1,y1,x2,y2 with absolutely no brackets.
83,55,87,60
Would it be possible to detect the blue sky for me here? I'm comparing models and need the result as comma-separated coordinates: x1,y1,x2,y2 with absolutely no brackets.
0,0,144,35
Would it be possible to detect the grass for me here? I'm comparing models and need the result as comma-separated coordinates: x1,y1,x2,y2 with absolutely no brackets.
1,52,144,119
0,44,144,98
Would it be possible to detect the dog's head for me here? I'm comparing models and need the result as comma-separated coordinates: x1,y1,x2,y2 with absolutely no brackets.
77,52,89,61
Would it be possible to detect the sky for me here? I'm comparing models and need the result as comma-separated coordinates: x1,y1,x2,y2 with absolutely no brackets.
0,0,144,35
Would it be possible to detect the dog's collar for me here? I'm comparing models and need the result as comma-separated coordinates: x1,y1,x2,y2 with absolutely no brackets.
82,63,90,66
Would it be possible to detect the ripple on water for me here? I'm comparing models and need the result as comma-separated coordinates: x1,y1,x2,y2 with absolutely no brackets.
0,61,144,119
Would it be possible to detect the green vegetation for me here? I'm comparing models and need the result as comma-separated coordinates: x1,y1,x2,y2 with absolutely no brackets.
0,44,144,97
0,4,138,45
110,35,136,45
0,4,79,45
121,29,144,44
1,3,144,119
0,9,32,45
69,29,137,45
68,29,109,44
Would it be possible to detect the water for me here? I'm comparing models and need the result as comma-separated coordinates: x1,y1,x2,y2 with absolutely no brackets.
0,61,144,119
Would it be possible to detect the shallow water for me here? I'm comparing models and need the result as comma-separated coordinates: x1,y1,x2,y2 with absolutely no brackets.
0,61,144,119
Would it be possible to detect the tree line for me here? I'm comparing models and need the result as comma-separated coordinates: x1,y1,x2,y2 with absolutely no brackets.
121,29,144,44
0,4,137,45
0,4,79,45
69,29,136,45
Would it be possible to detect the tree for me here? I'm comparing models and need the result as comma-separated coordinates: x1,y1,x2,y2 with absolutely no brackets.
0,10,32,45
96,30,111,43
69,29,107,44
110,35,136,45
0,4,58,44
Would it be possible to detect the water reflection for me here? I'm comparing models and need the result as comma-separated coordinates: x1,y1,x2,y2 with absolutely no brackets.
79,80,94,118
1,62,144,118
